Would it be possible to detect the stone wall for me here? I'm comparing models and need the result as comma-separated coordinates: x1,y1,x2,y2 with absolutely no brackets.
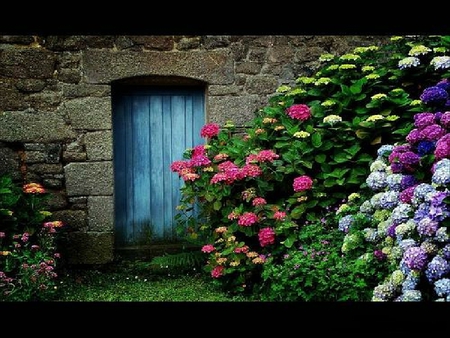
0,35,390,265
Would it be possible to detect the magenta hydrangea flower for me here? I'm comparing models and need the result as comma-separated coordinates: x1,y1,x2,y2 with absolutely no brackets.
434,134,450,160
293,175,313,192
200,123,220,138
285,104,311,121
439,112,450,128
237,212,258,226
258,227,276,247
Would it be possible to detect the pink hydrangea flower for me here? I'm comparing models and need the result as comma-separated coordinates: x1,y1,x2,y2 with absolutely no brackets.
200,123,220,138
211,265,224,278
238,212,258,226
286,104,311,121
201,244,215,253
252,197,267,206
293,175,313,192
273,211,286,221
258,227,276,247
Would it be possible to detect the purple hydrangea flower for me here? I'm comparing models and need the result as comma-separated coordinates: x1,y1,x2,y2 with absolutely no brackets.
414,112,436,128
417,217,439,237
421,124,446,141
420,86,449,106
386,223,397,238
406,129,424,144
374,249,387,261
402,246,428,270
401,175,417,190
440,112,450,128
429,191,450,221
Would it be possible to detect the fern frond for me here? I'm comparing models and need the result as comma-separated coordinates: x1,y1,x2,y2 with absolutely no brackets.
150,250,205,270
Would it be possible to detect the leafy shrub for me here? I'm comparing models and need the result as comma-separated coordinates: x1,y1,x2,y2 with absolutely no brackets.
258,212,393,301
0,175,64,301
171,35,450,295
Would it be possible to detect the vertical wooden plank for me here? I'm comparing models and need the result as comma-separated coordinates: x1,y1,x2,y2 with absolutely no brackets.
131,95,151,243
149,95,165,239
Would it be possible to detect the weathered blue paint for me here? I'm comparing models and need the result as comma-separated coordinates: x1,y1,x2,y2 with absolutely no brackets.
112,86,205,247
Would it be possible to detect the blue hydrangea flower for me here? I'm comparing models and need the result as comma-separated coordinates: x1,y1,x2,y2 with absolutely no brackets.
377,144,394,158
398,238,417,252
432,162,450,186
420,86,449,106
359,200,374,214
425,255,449,282
366,171,388,191
338,214,354,233
402,273,420,291
386,174,403,191
434,278,450,297
396,290,422,302
391,203,413,225
372,282,396,301
416,140,435,156
379,191,400,209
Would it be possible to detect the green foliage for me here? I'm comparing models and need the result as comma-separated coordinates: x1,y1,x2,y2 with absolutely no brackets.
150,250,205,273
0,175,64,301
171,35,450,295
258,218,392,301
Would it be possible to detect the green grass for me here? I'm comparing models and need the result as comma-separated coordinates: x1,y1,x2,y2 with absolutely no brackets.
52,259,252,302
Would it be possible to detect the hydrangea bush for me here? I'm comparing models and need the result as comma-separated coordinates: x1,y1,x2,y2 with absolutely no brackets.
338,79,450,301
171,35,450,296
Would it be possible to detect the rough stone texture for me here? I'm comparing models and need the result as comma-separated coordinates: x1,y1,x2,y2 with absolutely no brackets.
61,232,114,265
0,143,20,179
88,196,114,231
58,97,112,130
0,111,76,142
82,50,235,85
0,35,391,265
84,131,112,161
208,95,262,126
51,210,88,231
64,161,113,196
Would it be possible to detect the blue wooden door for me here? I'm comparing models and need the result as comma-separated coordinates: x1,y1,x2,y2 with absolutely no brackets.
112,86,205,247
